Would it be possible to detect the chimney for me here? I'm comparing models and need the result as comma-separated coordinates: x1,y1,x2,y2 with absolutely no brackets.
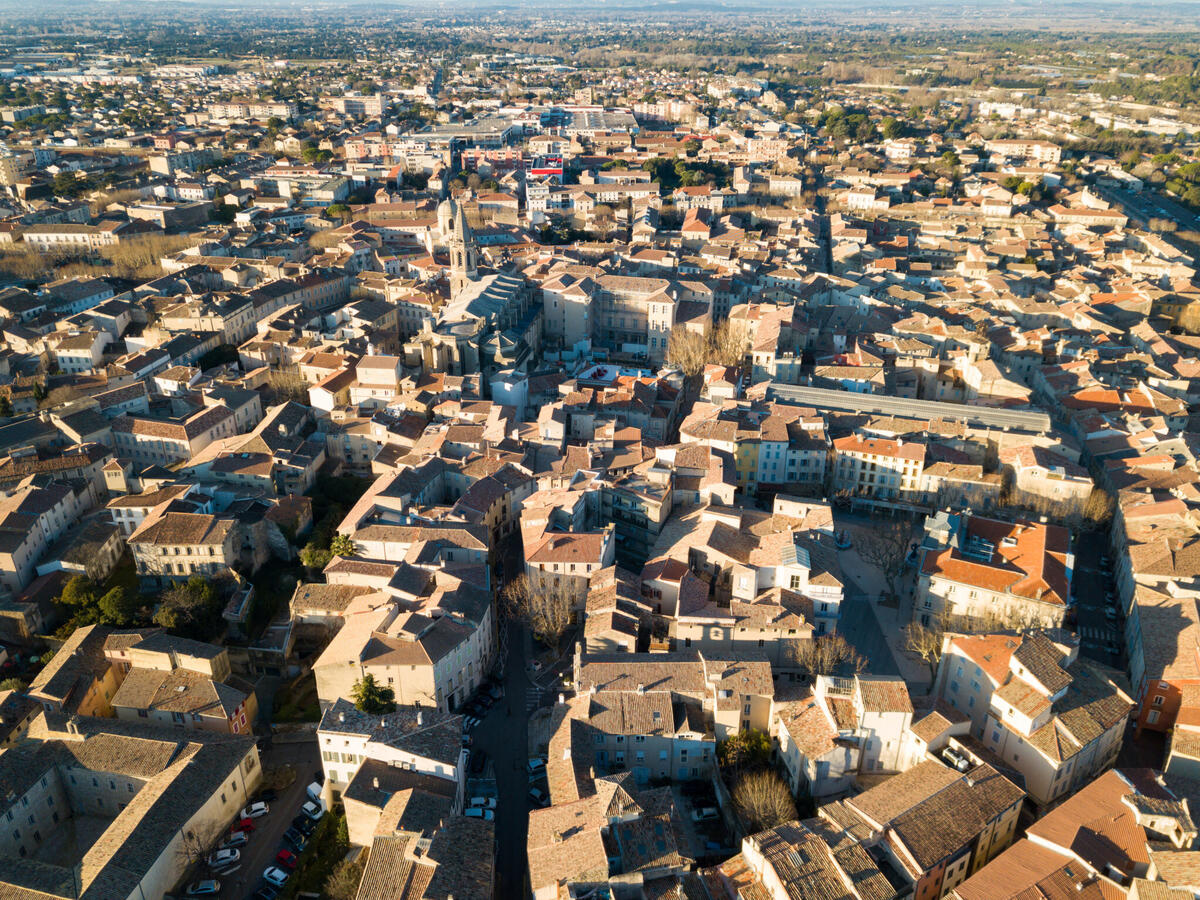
373,777,379,789
636,683,644,695
339,711,345,723
558,693,565,705
416,710,423,725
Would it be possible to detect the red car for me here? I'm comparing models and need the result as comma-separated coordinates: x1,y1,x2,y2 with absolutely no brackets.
233,818,256,833
275,849,298,870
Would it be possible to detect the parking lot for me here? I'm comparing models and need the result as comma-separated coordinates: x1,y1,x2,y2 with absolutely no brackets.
183,737,320,900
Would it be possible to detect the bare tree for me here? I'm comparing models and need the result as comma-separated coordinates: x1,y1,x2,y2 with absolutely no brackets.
308,229,346,250
175,828,209,869
1083,487,1115,529
708,319,748,367
855,521,912,601
267,368,310,403
666,327,709,377
667,320,748,377
904,620,948,679
324,858,364,900
502,574,572,649
732,770,797,834
785,634,865,679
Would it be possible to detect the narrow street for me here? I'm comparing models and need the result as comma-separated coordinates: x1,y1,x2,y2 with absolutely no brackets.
1071,529,1122,670
472,619,534,900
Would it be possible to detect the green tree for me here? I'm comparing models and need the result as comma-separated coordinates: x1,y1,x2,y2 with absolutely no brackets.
59,575,99,610
211,204,237,224
351,674,395,714
326,203,350,223
153,577,223,637
98,586,140,626
52,171,90,198
329,534,356,558
717,728,772,771
0,395,12,418
0,677,26,691
299,544,333,570
881,116,903,140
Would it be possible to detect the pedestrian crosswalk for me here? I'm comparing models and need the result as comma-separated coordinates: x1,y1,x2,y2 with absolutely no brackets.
526,687,541,713
1078,626,1116,642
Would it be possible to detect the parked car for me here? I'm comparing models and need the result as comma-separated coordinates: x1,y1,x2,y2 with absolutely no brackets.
312,769,325,785
527,757,546,775
256,788,277,803
240,801,269,820
275,849,299,870
220,830,248,851
206,848,240,869
234,818,256,833
469,797,498,809
463,715,480,731
529,787,548,807
488,684,503,701
469,750,488,775
252,886,278,900
262,866,290,887
305,782,323,802
281,827,308,851
465,807,495,820
691,807,718,822
1106,608,1118,621
186,881,221,897
301,799,325,821
292,815,317,836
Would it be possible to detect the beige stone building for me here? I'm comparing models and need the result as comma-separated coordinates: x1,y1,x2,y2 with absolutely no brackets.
0,714,261,900
317,698,466,841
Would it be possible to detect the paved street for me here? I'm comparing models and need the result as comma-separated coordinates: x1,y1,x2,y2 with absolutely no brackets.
832,511,933,688
839,589,901,678
1071,529,1123,670
471,619,535,900
214,737,320,900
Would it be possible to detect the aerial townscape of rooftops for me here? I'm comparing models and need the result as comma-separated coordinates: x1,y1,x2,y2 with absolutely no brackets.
3,1,1200,897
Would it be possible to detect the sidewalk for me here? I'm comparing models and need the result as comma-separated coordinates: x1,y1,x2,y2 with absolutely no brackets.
836,539,933,696
867,593,933,695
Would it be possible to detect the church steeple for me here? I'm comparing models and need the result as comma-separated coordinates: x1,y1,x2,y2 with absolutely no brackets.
448,200,478,296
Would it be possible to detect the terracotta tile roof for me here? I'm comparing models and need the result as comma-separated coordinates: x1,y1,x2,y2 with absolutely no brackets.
857,676,913,714
1026,770,1154,875
950,838,1109,900
923,517,1071,607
